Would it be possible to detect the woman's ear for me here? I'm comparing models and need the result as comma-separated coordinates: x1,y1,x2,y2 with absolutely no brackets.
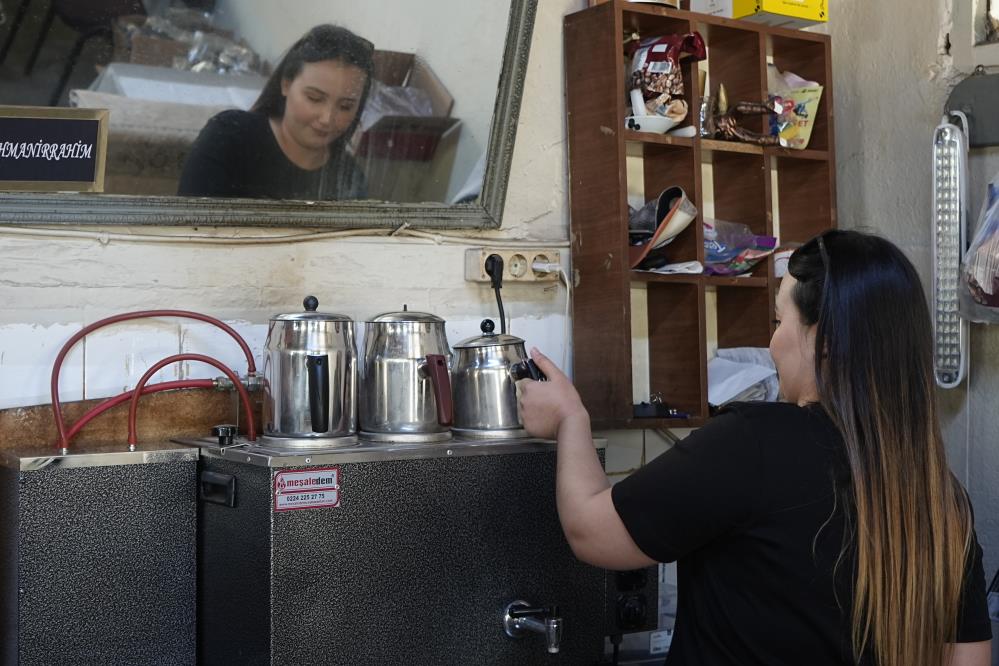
280,78,291,97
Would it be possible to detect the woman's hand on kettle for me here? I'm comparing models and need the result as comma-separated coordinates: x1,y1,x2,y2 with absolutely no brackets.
518,348,589,439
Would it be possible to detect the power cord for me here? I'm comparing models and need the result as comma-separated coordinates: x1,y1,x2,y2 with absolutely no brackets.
530,259,573,372
485,253,507,334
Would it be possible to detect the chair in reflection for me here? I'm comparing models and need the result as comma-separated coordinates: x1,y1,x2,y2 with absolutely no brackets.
22,0,145,105
0,0,32,64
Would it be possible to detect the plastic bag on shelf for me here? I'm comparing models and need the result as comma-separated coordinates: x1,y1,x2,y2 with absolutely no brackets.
627,32,706,121
959,171,999,322
703,218,777,276
766,64,823,150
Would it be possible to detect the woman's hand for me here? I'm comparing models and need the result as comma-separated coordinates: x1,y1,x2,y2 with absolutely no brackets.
517,348,589,439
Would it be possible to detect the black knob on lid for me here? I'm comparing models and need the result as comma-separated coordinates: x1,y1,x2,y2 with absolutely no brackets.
303,296,319,312
212,424,237,446
480,319,495,334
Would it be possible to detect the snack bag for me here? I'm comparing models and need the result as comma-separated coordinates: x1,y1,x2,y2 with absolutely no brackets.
767,64,823,150
703,218,777,276
960,172,999,321
627,32,706,121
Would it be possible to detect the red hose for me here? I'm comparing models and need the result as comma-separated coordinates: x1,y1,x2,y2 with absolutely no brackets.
65,379,215,444
127,353,256,446
50,310,257,449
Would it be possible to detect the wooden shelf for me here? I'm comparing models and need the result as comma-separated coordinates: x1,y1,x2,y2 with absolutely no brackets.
565,2,835,430
624,129,695,147
701,138,764,156
631,272,769,287
767,147,829,161
701,139,829,161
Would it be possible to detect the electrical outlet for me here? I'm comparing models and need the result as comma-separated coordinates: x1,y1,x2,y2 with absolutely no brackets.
464,248,562,283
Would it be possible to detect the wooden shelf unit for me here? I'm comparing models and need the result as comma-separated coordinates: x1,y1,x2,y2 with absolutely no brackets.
565,1,836,429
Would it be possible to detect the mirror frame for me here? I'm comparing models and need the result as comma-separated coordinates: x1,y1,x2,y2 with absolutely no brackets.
0,1,537,230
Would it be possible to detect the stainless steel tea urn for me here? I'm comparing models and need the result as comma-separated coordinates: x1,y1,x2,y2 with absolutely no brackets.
262,296,356,444
451,319,543,438
359,308,453,442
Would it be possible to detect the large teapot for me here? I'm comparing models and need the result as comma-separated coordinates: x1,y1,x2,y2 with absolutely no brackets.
262,296,356,445
359,308,453,442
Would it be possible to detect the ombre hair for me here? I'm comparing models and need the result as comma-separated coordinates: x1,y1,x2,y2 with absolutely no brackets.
788,230,973,666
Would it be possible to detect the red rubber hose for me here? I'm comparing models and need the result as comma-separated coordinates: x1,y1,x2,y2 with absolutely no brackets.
50,310,256,449
127,354,256,446
65,379,215,444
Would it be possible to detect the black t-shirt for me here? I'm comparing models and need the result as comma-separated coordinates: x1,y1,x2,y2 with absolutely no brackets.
177,109,366,201
612,401,992,665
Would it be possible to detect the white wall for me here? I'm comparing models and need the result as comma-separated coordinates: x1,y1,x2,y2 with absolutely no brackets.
0,1,582,408
829,0,999,579
212,0,510,200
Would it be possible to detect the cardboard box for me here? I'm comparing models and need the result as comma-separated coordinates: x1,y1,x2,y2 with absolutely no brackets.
356,50,461,202
690,0,827,28
112,15,239,67
113,16,188,67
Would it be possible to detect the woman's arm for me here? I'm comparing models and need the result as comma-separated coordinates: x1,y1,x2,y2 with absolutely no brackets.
518,349,655,570
945,640,991,666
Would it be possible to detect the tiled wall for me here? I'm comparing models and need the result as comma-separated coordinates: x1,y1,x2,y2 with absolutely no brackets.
0,314,569,410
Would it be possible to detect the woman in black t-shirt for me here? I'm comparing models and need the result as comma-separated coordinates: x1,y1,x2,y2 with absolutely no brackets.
518,230,992,665
178,25,372,201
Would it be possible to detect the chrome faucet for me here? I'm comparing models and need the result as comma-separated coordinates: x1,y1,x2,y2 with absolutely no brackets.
503,600,563,654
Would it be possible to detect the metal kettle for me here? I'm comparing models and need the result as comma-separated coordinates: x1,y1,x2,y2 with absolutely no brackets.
359,308,453,442
450,319,546,439
262,296,356,445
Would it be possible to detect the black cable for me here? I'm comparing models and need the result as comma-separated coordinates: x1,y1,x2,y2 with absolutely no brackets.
485,254,507,334
493,285,507,334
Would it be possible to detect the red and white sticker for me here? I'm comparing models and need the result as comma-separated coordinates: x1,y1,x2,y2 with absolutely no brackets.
273,467,340,511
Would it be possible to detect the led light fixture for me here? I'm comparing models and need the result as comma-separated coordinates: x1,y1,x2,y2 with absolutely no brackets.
932,111,969,389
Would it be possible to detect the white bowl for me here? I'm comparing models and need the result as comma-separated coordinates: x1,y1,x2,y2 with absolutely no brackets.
668,125,697,138
625,115,679,134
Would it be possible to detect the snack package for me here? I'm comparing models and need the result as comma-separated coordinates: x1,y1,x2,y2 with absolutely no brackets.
960,171,999,321
767,64,823,150
627,32,706,121
703,218,777,276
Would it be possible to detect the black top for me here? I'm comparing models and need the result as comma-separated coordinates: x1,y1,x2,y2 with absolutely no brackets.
612,401,992,665
177,110,366,201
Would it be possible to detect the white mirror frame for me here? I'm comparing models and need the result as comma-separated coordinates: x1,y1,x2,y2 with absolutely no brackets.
0,0,536,231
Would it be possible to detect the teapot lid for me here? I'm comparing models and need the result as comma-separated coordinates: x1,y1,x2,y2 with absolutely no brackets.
271,296,352,323
453,319,525,349
367,305,444,324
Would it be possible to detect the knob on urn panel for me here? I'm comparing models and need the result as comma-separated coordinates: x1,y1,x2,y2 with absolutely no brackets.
212,424,237,446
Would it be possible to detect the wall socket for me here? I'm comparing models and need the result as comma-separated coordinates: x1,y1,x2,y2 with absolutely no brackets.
464,248,562,283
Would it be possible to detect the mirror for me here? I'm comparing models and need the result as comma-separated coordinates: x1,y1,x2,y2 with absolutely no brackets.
0,0,536,228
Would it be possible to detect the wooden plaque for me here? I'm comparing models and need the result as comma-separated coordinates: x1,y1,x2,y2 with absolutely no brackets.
0,106,109,192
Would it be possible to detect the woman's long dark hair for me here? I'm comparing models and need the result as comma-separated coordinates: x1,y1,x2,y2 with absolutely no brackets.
788,230,972,666
252,24,374,156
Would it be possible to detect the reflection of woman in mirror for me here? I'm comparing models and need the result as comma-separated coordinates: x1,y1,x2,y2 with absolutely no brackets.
178,25,373,200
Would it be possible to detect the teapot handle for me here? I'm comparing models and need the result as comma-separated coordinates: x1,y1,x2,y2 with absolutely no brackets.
306,354,330,433
511,359,547,382
425,354,453,426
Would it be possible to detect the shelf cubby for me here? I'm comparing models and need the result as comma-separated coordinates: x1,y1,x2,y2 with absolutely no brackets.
566,1,835,428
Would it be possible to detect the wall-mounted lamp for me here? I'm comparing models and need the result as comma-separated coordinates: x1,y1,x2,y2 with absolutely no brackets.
932,111,970,389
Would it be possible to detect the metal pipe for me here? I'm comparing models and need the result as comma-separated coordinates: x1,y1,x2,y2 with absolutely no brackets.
65,379,216,444
49,310,257,449
127,354,256,446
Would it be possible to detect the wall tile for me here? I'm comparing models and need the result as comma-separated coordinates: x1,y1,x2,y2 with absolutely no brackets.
0,324,84,408
83,323,180,399
179,321,268,380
